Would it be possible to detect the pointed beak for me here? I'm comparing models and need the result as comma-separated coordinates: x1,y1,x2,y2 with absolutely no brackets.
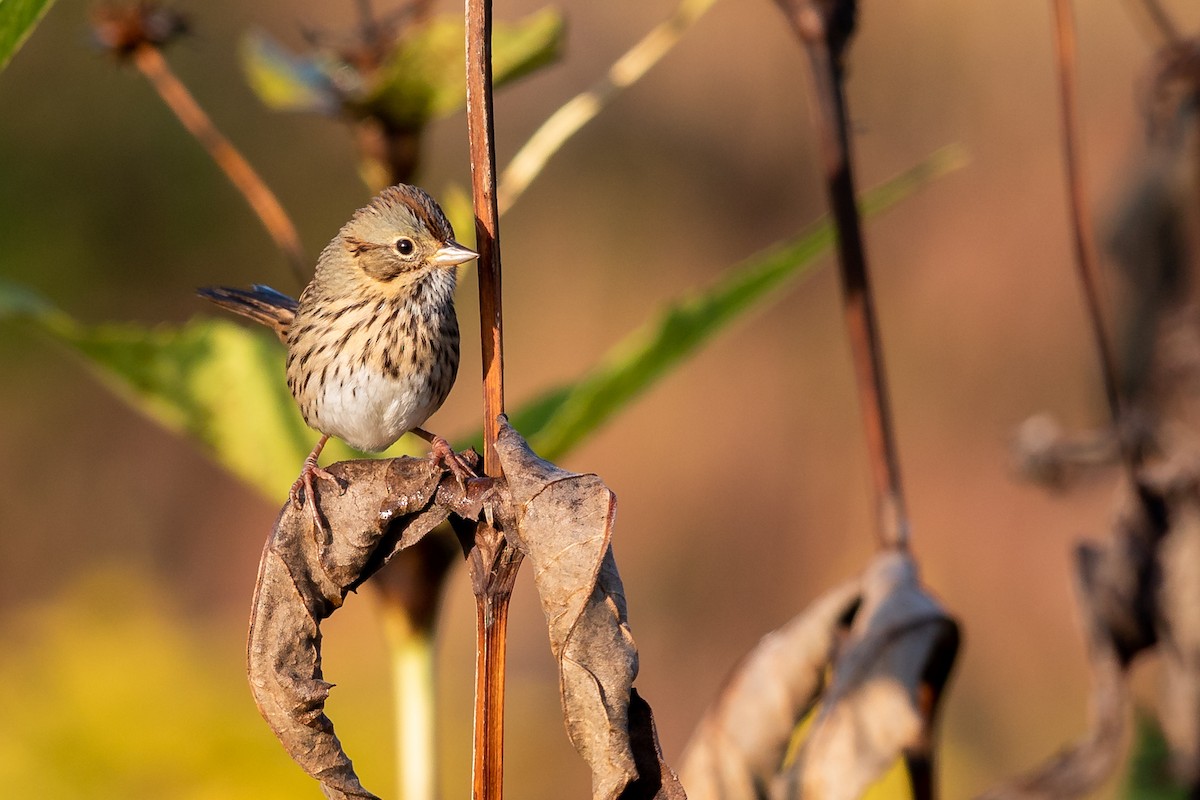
432,241,479,268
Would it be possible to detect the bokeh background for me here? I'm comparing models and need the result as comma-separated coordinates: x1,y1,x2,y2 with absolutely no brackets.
1,0,1195,797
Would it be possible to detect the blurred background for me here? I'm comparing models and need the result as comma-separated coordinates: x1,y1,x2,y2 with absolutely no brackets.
1,0,1196,797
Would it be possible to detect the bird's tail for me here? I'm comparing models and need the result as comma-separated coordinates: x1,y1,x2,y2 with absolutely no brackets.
197,284,297,342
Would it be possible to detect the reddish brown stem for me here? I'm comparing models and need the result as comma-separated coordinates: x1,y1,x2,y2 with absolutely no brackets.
783,2,910,550
1049,0,1136,471
472,589,511,799
463,1,516,798
130,44,308,287
465,0,505,478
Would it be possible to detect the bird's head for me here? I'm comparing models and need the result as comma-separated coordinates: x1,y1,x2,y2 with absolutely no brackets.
327,184,477,290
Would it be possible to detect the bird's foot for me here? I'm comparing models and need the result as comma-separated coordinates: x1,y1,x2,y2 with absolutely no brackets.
427,435,479,485
289,456,344,532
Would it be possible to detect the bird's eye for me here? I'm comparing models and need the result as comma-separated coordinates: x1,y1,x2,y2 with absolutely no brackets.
395,237,416,256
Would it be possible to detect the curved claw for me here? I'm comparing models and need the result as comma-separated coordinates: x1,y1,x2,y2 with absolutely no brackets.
290,438,344,532
427,435,479,485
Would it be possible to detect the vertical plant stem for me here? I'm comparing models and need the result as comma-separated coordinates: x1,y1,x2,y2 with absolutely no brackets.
373,536,458,800
1049,0,1136,471
463,528,522,800
382,618,437,800
465,0,505,477
473,586,512,799
130,44,308,287
464,1,519,798
1050,0,1120,418
782,2,910,551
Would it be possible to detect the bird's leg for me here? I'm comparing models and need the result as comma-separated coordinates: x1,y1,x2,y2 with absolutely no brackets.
413,427,478,483
290,434,343,531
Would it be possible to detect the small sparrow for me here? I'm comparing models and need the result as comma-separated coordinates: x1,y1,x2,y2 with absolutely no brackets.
199,183,478,529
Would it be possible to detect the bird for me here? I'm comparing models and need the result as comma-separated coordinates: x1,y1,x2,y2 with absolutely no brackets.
199,183,478,530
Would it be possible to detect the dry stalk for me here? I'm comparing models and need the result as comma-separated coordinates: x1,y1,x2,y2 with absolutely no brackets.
129,44,308,287
1049,1,1131,453
778,0,910,552
464,0,522,797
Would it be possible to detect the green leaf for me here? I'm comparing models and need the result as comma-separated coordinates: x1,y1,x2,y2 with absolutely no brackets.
361,8,563,128
503,146,967,460
0,0,56,71
0,284,371,498
0,148,962,502
241,10,563,129
239,30,340,114
1123,714,1190,799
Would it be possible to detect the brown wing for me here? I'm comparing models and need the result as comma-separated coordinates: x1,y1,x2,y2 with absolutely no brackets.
197,285,297,343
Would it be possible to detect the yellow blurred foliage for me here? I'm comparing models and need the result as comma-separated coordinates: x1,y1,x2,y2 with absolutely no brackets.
0,568,315,799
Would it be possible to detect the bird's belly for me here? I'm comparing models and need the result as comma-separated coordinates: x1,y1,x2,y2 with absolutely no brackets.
308,364,443,453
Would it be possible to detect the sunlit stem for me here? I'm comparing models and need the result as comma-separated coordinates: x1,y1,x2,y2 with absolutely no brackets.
380,608,438,800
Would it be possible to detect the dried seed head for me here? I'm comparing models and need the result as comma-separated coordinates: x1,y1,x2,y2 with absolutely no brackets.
91,3,188,59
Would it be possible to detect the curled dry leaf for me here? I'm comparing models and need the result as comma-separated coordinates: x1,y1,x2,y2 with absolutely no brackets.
678,579,863,800
492,421,655,800
1158,496,1200,785
678,552,956,800
624,688,688,800
1142,458,1200,788
976,482,1169,799
246,456,483,800
779,551,959,800
246,421,680,799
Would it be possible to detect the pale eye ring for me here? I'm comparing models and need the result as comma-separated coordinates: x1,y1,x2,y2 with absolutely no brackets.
395,237,416,256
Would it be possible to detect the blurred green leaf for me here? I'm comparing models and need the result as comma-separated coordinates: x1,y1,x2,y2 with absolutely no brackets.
0,287,371,498
0,0,56,71
507,146,967,460
364,9,563,128
242,10,563,129
1123,714,1189,799
239,30,340,114
0,148,961,503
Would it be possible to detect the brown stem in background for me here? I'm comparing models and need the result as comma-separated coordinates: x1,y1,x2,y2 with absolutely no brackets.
130,44,308,287
464,1,520,798
1049,0,1139,473
779,0,910,552
1135,0,1182,45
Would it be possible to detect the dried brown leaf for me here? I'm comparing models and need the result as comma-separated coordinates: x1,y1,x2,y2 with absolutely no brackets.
246,456,472,800
777,551,959,800
975,484,1168,799
622,688,688,800
678,579,862,800
1159,497,1200,784
492,421,647,800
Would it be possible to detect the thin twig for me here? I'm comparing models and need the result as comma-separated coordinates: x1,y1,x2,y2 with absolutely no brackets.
130,44,308,286
1049,0,1136,471
778,0,910,551
497,0,719,215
